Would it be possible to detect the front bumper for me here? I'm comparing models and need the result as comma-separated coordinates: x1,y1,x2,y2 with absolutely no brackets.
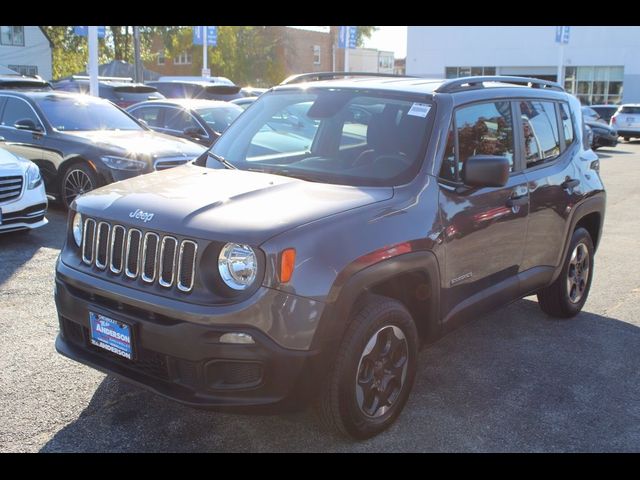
54,264,329,411
0,181,48,232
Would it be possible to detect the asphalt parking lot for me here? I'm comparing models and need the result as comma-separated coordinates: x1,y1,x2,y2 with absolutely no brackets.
1,143,639,452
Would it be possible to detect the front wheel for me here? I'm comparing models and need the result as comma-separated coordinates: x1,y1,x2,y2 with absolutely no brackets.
537,227,594,318
60,162,98,210
317,295,419,439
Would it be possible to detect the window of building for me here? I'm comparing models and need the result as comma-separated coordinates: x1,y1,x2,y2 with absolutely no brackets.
7,64,37,76
445,66,496,79
440,101,514,182
565,66,624,105
174,51,192,65
520,101,560,167
313,45,321,65
1,26,25,46
379,55,393,70
157,50,165,66
560,102,574,148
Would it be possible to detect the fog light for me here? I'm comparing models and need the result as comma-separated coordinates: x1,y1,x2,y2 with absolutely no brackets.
220,332,255,344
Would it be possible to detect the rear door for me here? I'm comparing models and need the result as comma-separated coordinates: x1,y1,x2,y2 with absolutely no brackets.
519,100,578,272
438,100,529,317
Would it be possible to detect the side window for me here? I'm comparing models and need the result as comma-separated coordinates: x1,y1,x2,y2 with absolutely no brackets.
340,106,370,149
560,102,574,148
164,108,199,132
520,100,561,167
131,106,163,128
1,98,41,129
455,101,515,176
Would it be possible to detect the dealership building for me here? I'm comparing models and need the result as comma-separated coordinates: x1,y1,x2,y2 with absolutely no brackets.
406,26,640,105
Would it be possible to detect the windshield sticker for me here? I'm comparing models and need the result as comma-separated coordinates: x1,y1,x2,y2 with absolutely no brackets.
408,103,431,118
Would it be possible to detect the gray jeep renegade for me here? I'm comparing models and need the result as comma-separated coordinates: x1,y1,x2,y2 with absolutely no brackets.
54,73,605,439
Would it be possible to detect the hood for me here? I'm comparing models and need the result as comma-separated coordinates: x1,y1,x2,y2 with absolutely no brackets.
74,164,393,245
585,120,615,132
0,148,30,174
62,130,205,160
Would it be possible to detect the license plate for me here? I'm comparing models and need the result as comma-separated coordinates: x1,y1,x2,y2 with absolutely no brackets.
89,312,133,360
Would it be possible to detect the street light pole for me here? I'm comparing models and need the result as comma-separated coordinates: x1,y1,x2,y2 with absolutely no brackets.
88,26,99,97
133,26,143,83
203,27,208,78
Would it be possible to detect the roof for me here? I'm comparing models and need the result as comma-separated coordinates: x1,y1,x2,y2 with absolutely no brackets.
131,98,241,110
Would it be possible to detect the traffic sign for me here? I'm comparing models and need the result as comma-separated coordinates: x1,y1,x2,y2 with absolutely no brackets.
73,26,105,38
193,26,217,46
555,26,570,44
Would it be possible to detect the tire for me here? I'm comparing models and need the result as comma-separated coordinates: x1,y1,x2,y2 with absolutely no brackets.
537,227,594,318
317,294,419,439
60,162,98,210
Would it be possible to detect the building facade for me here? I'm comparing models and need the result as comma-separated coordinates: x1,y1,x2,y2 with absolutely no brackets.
0,26,52,80
407,26,640,105
347,48,395,74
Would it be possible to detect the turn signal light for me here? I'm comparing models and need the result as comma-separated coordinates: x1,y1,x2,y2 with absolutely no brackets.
279,248,296,283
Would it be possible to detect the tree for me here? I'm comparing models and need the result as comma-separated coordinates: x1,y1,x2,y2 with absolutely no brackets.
355,26,378,47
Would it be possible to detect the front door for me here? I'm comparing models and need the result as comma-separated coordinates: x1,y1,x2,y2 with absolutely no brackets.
438,100,529,319
0,95,46,165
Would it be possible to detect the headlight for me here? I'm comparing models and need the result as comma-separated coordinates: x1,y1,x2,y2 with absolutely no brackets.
100,155,146,171
26,163,42,189
218,243,258,290
72,212,83,247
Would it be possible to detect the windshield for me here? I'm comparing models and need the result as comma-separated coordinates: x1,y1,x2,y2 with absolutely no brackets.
206,88,433,186
195,105,243,133
34,94,143,131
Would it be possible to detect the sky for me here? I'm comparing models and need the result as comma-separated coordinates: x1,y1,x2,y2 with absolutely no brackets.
362,26,407,59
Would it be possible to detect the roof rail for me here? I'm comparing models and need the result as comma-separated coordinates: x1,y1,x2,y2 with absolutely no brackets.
280,71,415,85
70,75,133,82
435,75,564,93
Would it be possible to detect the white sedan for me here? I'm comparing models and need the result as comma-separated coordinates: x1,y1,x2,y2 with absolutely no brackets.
0,147,48,233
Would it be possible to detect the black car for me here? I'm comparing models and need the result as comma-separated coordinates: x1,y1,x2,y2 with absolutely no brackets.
585,120,618,149
127,99,243,147
589,104,619,124
147,80,243,102
0,74,52,91
55,73,605,439
52,77,165,108
0,91,205,208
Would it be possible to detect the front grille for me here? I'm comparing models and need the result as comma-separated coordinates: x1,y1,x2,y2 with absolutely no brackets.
81,217,198,293
0,175,23,203
153,157,190,171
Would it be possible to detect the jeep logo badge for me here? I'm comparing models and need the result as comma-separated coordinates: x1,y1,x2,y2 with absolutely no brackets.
129,209,155,223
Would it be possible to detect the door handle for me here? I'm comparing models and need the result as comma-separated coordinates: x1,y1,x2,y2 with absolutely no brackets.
507,195,529,207
562,178,580,190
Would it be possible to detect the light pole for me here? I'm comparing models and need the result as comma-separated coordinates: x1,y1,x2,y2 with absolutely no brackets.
88,26,99,97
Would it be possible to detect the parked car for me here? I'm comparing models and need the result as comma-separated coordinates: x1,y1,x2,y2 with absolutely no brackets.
52,77,165,108
127,99,243,147
54,74,604,439
0,74,52,91
610,104,640,140
146,80,243,102
589,104,619,124
0,91,205,208
581,106,607,125
0,147,47,233
231,96,258,109
585,120,618,149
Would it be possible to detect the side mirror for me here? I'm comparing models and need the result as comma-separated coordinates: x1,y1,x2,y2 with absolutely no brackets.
183,126,206,138
14,118,42,132
137,118,149,128
462,155,510,188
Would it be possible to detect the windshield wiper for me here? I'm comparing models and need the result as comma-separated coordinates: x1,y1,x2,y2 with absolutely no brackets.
208,152,236,169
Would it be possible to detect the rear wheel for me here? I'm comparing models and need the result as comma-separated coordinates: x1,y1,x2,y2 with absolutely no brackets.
317,295,418,439
60,162,98,210
537,227,594,318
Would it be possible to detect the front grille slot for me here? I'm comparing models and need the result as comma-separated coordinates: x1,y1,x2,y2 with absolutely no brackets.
141,232,159,283
79,218,197,294
110,225,126,274
95,222,111,269
125,229,142,279
0,175,23,202
82,218,96,265
177,240,197,292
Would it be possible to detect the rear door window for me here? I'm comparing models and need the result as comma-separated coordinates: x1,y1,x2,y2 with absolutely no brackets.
519,100,561,167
